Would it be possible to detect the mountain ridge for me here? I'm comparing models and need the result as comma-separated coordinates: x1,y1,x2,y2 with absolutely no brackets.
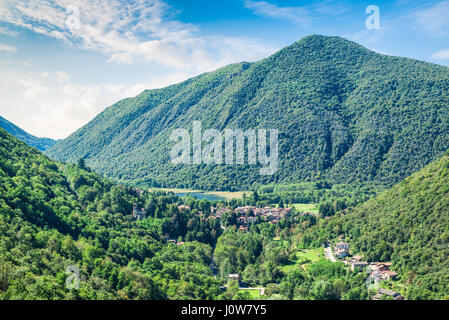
47,35,449,190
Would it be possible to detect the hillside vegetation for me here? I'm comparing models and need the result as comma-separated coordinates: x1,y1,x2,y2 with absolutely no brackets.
0,128,221,299
300,150,449,299
47,35,449,191
0,115,56,151
0,127,369,300
3,126,449,299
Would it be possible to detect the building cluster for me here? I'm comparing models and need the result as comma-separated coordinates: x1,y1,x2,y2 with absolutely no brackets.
334,241,350,258
335,242,398,280
167,239,185,246
332,240,403,299
209,206,291,232
368,262,398,281
373,288,405,300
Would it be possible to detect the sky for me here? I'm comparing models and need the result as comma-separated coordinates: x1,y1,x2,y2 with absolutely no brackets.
0,0,449,139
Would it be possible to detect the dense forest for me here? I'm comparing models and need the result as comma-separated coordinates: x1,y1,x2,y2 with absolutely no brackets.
47,35,449,191
0,127,383,300
0,128,222,299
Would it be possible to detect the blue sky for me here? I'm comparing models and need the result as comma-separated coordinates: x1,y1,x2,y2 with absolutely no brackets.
0,0,448,139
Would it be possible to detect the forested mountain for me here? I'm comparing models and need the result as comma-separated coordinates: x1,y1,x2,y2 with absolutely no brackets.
47,35,449,191
0,115,56,151
0,128,221,299
300,150,449,299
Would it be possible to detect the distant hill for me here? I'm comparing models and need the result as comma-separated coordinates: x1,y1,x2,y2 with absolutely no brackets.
0,115,56,151
47,35,449,190
302,150,449,299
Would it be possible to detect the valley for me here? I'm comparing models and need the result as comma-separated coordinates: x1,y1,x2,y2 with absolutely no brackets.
1,34,449,301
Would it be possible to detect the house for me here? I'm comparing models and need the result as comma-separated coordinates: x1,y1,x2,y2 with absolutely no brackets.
381,270,398,280
238,225,248,233
228,274,240,283
351,261,368,271
367,262,398,283
234,206,253,215
346,256,362,265
335,242,350,251
247,217,257,223
334,249,350,258
369,262,392,273
373,288,404,300
215,207,231,217
377,262,392,271
237,216,246,223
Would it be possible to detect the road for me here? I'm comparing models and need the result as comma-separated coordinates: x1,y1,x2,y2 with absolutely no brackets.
324,246,336,262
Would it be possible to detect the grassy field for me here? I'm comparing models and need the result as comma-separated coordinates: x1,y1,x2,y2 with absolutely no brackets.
149,188,247,200
291,203,319,214
239,289,262,299
281,248,325,273
206,191,247,200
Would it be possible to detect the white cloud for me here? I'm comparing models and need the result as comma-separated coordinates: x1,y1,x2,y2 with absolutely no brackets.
0,26,17,36
0,0,279,139
5,73,132,138
0,43,16,52
0,0,275,72
243,0,348,25
19,78,50,99
244,0,310,25
412,1,449,37
1,70,194,139
55,71,70,82
432,50,449,60
39,71,50,79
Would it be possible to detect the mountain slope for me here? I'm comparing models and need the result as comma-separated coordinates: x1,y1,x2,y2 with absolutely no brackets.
0,115,56,151
0,128,219,299
302,150,449,299
47,35,449,190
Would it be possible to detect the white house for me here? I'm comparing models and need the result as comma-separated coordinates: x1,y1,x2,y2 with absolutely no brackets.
335,242,350,251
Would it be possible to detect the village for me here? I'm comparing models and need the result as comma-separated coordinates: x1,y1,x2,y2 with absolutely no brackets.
132,200,405,300
326,241,405,300
177,204,292,232
217,240,406,300
210,205,292,232
132,202,293,244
